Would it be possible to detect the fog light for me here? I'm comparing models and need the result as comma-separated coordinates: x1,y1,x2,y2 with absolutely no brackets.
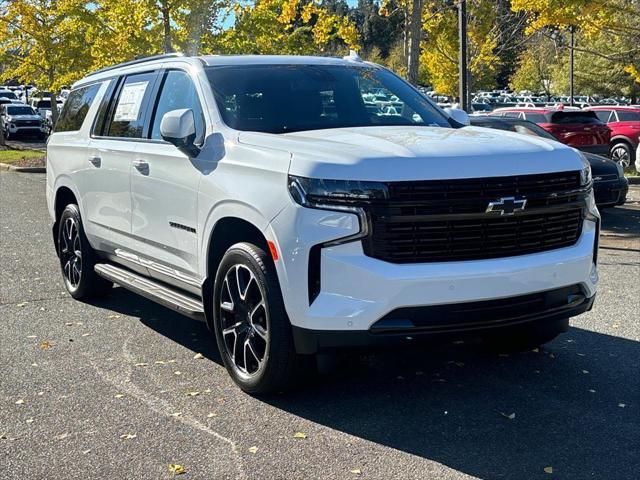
590,263,598,284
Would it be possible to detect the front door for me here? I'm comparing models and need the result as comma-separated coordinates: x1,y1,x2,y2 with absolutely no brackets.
129,69,207,290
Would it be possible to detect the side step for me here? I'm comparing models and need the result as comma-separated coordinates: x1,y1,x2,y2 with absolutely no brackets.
94,263,205,321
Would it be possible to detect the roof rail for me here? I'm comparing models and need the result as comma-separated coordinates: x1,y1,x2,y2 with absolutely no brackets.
87,52,185,77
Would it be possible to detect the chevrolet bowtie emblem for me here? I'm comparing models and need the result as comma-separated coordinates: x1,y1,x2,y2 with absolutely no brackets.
486,196,527,216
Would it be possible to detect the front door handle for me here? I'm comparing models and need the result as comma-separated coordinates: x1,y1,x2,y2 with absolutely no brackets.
88,156,101,167
133,159,149,175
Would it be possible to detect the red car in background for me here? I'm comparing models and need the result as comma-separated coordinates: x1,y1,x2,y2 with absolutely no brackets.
585,106,640,168
491,107,611,155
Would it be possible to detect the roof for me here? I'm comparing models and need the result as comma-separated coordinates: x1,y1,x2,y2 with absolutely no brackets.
585,105,639,111
200,54,373,67
74,53,375,88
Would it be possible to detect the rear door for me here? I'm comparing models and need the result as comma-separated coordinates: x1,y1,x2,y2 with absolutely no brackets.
84,71,160,253
129,68,207,291
549,111,610,148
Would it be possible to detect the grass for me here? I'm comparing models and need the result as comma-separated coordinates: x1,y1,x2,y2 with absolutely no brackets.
0,148,45,167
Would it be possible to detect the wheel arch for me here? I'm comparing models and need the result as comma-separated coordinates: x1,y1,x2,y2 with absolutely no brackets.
52,184,80,256
609,136,634,149
202,215,272,330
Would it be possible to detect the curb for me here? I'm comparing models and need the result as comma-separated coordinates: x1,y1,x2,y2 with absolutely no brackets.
4,141,47,152
0,162,46,173
627,176,640,185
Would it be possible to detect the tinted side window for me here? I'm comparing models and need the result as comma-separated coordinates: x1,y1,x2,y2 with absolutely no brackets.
504,111,522,118
617,110,640,121
150,70,205,142
594,110,612,122
524,113,547,123
55,84,101,132
106,72,157,138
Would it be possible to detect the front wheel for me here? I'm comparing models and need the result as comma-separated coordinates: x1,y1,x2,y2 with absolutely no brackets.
57,204,112,299
610,142,632,168
212,242,310,394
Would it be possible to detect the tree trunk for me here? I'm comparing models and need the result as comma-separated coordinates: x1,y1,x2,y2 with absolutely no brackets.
407,0,423,85
0,121,5,147
161,2,173,53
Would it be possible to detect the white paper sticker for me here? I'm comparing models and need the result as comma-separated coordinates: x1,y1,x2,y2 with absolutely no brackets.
113,81,149,122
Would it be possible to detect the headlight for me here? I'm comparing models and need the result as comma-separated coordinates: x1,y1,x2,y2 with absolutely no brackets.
577,151,592,186
288,175,389,208
615,161,624,178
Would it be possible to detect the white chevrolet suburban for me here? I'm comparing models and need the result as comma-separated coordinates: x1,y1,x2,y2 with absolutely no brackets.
46,53,599,393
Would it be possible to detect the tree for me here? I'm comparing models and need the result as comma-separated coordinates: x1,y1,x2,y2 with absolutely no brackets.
212,1,359,55
420,0,500,96
511,0,640,86
0,0,95,124
509,33,558,95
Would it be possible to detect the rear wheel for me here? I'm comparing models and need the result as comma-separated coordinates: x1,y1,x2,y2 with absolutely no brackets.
484,317,569,353
610,142,632,168
212,242,310,394
58,204,112,299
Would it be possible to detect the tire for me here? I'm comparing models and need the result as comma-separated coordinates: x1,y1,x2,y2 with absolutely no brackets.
57,204,112,299
610,142,632,169
212,242,310,394
483,317,569,353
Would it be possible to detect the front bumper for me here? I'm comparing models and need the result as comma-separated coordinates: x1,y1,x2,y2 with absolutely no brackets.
293,286,595,353
594,177,628,207
268,201,599,350
7,125,46,135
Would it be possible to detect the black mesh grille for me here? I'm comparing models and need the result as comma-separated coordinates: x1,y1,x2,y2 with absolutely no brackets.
363,171,585,263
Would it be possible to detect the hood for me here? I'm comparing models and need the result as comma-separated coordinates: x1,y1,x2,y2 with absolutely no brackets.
238,125,584,181
583,152,619,176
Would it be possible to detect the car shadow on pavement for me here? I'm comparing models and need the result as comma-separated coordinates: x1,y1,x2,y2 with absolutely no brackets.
91,287,639,480
268,329,640,480
601,205,640,237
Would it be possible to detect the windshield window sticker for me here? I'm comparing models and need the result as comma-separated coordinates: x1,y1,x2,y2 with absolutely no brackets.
113,81,149,122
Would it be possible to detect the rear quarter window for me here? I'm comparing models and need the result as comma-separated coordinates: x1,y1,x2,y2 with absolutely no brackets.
55,83,101,132
550,112,602,124
523,113,547,123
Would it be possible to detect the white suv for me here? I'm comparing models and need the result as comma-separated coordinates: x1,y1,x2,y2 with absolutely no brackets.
47,54,599,393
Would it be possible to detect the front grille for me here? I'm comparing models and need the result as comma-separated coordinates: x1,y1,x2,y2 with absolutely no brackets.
363,171,586,263
15,120,40,127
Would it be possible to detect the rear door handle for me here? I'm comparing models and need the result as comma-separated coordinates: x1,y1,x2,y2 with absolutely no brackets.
133,159,149,175
88,156,101,167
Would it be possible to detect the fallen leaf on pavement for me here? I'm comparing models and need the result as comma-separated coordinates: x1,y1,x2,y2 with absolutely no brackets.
135,363,149,367
350,469,362,475
248,446,258,453
170,412,182,417
107,315,120,319
193,353,204,360
82,333,91,337
16,302,28,307
39,341,51,349
168,464,185,475
82,449,91,455
114,394,124,399
206,413,217,418
119,433,137,440
174,371,182,375
293,432,307,439
15,399,25,405
185,391,200,397
25,418,33,424
544,466,553,474
26,335,37,339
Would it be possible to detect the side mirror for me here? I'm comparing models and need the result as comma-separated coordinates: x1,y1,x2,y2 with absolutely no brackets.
160,108,200,157
444,107,471,126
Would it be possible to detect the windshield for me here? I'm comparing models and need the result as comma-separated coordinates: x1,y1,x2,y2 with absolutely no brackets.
0,91,18,100
205,64,451,134
35,100,51,108
7,106,36,115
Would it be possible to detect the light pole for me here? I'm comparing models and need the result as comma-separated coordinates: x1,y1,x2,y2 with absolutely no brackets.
458,0,469,112
569,26,575,106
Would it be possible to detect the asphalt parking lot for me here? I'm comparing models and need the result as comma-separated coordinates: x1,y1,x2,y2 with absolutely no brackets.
1,172,638,480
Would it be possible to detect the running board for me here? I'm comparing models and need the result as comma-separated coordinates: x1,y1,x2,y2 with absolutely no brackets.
94,263,205,321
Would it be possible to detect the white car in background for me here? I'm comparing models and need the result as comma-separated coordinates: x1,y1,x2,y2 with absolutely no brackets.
1,103,46,139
